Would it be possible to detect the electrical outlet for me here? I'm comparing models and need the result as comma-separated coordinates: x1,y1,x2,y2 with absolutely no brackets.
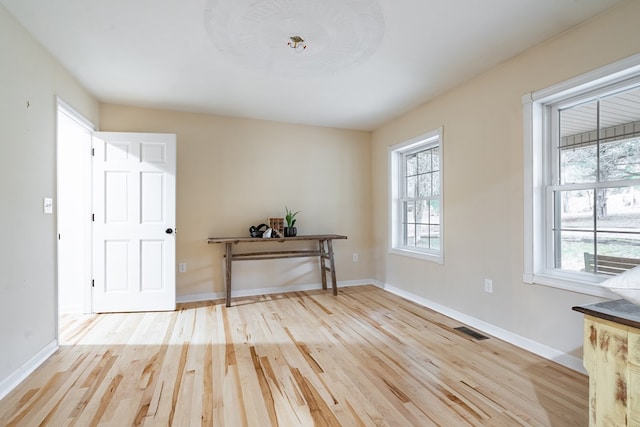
484,278,493,293
353,253,359,262
179,262,187,273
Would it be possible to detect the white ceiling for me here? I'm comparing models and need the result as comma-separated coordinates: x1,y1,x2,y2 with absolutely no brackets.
1,0,625,131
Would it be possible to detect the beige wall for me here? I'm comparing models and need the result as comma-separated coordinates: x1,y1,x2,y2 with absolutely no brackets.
372,0,640,358
0,5,99,387
99,105,372,298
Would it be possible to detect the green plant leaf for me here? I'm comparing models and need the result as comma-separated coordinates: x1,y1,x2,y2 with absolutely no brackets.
285,206,300,227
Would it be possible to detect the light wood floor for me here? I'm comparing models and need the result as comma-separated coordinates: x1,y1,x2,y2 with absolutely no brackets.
0,285,588,426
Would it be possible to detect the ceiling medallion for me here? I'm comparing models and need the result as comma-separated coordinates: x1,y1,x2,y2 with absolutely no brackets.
204,0,385,77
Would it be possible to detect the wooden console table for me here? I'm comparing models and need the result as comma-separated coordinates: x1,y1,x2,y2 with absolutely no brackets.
207,234,347,307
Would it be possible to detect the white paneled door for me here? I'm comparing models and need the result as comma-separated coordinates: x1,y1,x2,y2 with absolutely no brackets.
92,132,176,312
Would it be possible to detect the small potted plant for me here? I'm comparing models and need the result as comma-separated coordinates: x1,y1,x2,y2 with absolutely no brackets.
284,206,300,237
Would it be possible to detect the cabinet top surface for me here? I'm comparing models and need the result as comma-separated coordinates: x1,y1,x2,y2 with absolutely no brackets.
573,299,640,329
207,234,347,244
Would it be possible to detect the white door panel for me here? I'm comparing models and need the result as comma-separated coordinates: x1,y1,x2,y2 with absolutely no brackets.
92,132,176,313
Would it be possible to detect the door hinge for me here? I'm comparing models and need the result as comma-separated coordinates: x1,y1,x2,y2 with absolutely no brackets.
91,279,95,288
91,147,95,156
92,213,95,222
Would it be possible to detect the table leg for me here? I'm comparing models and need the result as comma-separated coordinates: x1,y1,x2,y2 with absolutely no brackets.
319,239,328,290
225,243,233,307
327,239,338,296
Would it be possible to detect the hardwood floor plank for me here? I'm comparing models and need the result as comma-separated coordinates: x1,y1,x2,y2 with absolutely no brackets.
0,286,588,426
202,342,214,426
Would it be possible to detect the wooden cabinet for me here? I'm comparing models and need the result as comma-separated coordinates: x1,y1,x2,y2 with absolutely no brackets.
629,329,640,424
574,300,640,426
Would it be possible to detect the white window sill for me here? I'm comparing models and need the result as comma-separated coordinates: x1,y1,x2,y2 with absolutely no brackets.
523,270,617,299
389,247,443,264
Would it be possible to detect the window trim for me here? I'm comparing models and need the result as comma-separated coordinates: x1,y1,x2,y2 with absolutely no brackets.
388,127,444,264
523,53,640,297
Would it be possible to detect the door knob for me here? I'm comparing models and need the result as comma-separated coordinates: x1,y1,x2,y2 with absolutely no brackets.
165,228,174,234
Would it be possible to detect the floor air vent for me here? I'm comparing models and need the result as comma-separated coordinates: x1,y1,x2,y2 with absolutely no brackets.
454,326,489,340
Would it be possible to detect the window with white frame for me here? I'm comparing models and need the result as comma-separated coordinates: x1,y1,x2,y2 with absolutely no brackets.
389,128,443,263
523,55,640,296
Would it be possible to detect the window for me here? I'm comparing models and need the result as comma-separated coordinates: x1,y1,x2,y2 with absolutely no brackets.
389,128,443,263
524,54,640,296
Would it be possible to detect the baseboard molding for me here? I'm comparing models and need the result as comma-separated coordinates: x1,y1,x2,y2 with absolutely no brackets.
383,284,586,374
177,279,377,304
0,339,59,400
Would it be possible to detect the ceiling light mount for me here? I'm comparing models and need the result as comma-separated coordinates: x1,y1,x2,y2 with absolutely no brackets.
288,35,307,52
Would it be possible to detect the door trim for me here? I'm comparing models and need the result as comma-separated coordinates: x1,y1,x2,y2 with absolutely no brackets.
56,97,95,316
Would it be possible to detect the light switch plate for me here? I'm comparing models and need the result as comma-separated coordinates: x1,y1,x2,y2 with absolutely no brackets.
43,197,53,214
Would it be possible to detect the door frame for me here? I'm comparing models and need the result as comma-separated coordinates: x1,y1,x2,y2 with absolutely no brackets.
56,97,95,315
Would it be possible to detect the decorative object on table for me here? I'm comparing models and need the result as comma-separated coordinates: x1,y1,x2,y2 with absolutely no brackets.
284,206,300,237
263,228,273,238
249,223,269,237
600,265,640,306
269,217,285,236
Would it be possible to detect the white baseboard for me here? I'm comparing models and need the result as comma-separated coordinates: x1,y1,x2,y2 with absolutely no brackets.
383,284,586,374
0,339,59,400
177,279,377,304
